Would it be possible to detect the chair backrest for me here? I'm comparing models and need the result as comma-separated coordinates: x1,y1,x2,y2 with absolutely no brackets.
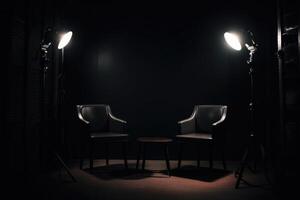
77,104,110,132
195,105,227,133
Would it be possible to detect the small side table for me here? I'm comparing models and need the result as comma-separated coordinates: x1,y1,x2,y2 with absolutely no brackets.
136,137,173,176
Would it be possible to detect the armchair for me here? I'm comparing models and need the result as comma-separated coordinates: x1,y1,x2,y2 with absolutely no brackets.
77,104,129,170
176,105,227,170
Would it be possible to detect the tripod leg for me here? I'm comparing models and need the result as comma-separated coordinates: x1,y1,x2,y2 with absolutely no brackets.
80,157,84,170
253,142,258,172
54,152,76,182
260,144,271,185
235,147,249,189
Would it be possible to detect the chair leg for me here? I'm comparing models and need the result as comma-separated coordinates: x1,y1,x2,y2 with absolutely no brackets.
142,143,146,170
222,145,227,170
80,158,84,170
80,140,84,170
89,139,94,171
136,143,141,169
177,142,183,169
197,144,201,168
209,142,213,169
105,143,109,166
164,144,171,176
123,142,128,169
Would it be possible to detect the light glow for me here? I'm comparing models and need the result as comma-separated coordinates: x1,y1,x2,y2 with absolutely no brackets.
58,31,73,49
224,32,242,51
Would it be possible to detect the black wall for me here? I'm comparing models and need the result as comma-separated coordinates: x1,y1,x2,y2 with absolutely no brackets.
2,0,65,182
61,1,278,160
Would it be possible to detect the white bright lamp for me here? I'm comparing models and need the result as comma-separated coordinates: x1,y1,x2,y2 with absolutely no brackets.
58,31,73,49
224,32,242,51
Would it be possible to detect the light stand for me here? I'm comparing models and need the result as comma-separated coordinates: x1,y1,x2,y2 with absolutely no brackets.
224,31,270,188
234,39,263,188
40,28,76,182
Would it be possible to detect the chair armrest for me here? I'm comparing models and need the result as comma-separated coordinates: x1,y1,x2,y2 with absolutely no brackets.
178,115,196,134
109,113,127,133
212,117,227,140
77,106,90,125
212,105,227,129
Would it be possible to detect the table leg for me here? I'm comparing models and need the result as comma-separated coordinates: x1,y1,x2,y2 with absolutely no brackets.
164,144,171,176
142,143,146,170
105,142,109,166
123,142,128,169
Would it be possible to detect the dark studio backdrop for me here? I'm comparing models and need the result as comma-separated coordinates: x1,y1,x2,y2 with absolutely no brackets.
2,0,280,183
61,1,278,160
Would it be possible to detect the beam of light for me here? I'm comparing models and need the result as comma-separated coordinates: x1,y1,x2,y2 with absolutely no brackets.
224,32,242,51
58,31,73,49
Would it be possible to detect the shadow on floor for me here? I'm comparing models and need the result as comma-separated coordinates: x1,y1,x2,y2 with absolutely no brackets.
83,163,232,181
172,165,232,182
83,163,172,180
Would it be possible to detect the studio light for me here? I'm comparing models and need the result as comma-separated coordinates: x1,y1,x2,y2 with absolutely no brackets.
41,28,73,51
224,29,269,188
224,32,242,51
58,31,73,49
40,27,76,182
224,30,258,64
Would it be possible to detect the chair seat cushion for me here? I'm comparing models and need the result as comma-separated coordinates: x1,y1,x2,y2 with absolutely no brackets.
90,132,128,140
176,133,213,140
